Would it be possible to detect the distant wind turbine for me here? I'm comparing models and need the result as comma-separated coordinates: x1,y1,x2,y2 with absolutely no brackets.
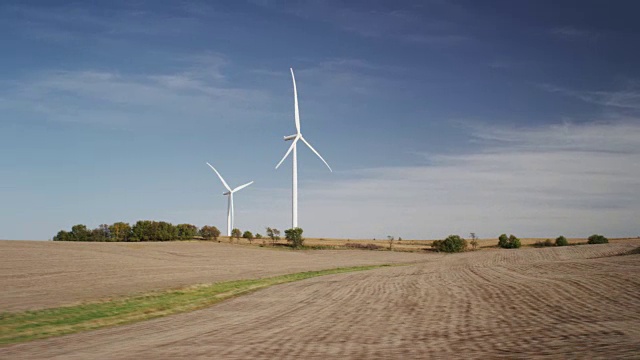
275,68,332,228
206,162,254,236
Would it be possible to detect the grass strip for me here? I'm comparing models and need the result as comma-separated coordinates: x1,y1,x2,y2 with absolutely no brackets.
0,264,392,346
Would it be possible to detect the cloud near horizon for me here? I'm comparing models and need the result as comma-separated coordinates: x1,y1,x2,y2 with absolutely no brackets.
283,121,640,240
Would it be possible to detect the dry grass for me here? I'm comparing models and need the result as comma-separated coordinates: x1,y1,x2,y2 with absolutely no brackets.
255,235,640,251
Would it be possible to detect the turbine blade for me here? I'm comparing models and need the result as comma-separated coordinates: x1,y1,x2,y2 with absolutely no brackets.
300,136,332,172
232,181,254,192
206,162,232,191
290,68,301,134
275,137,299,169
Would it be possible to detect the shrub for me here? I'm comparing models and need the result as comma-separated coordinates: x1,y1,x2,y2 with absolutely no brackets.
242,231,254,244
285,227,304,248
231,228,242,241
345,243,383,250
432,235,468,253
534,239,555,247
555,236,569,247
498,234,521,249
587,234,608,244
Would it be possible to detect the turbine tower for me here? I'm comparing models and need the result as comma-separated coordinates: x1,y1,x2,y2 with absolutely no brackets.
206,162,254,236
276,68,332,228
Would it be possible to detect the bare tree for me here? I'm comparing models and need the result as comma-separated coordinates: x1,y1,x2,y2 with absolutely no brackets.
470,232,479,251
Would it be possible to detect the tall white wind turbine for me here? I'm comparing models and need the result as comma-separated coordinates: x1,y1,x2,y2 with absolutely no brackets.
275,68,332,228
206,162,254,236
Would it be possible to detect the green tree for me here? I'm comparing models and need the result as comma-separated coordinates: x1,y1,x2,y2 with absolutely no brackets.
231,228,242,241
266,227,280,245
587,234,608,244
109,222,132,242
177,224,198,240
90,224,110,242
498,234,521,249
53,230,71,241
131,220,153,242
200,225,221,241
153,221,177,241
255,233,262,239
70,224,91,242
555,235,569,246
285,227,304,248
242,231,254,244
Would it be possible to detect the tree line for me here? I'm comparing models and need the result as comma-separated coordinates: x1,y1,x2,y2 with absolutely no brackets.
51,222,308,249
53,221,222,242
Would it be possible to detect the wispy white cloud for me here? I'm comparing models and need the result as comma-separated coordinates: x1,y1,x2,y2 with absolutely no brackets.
0,56,280,129
540,84,640,110
290,121,640,239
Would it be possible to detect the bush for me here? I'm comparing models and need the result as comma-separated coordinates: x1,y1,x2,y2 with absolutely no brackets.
498,234,521,249
534,239,555,247
345,243,383,250
587,234,608,244
284,227,304,248
432,235,468,253
231,228,242,241
242,231,254,244
555,236,569,247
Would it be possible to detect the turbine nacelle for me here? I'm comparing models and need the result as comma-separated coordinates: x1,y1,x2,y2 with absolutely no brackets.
223,191,231,195
283,134,297,141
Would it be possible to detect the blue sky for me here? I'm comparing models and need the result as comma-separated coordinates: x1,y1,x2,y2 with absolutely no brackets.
1,0,639,240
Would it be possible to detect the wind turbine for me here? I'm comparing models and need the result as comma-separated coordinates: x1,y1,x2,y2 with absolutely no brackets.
275,68,332,228
206,162,254,236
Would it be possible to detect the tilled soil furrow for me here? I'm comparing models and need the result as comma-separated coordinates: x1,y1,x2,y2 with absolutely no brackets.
1,242,639,358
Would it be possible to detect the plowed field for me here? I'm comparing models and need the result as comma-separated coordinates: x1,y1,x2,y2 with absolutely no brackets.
0,240,428,312
2,241,639,359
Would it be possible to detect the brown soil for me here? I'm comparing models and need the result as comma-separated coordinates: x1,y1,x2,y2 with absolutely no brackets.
2,241,639,359
0,240,427,312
